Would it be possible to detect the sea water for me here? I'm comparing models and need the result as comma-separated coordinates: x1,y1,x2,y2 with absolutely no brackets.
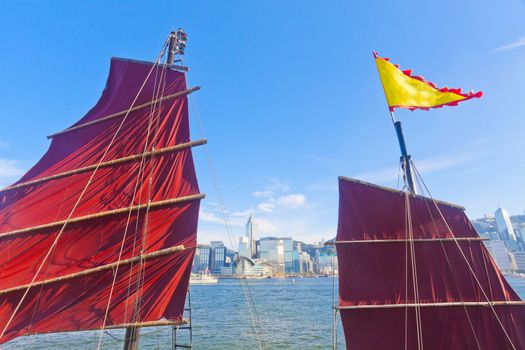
5,277,525,349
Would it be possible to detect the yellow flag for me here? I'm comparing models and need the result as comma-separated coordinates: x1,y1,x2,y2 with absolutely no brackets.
373,52,482,111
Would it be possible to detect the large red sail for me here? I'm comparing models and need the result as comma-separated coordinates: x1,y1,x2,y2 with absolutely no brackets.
0,58,202,343
336,177,525,349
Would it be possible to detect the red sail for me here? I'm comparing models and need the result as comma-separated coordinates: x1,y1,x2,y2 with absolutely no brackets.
336,177,525,350
0,58,202,343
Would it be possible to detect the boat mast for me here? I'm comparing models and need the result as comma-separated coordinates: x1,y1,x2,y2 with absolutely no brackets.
123,28,188,350
390,112,416,194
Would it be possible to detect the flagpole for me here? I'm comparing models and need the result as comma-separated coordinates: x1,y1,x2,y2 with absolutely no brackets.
390,111,417,194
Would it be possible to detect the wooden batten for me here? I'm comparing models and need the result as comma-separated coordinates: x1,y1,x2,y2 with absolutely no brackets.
47,86,201,139
0,139,207,193
338,301,525,310
0,193,205,239
22,319,188,337
107,319,188,329
335,237,488,244
168,64,190,72
0,244,187,296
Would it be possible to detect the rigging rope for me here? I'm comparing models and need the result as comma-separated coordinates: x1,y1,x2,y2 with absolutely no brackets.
402,164,424,350
94,39,171,349
0,38,171,342
184,67,267,349
410,160,517,350
414,171,482,350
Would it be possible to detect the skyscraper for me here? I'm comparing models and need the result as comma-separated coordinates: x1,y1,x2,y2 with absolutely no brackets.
238,236,251,258
246,212,258,258
495,207,518,251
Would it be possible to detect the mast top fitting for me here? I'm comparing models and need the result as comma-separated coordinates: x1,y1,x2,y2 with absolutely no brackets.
167,28,188,65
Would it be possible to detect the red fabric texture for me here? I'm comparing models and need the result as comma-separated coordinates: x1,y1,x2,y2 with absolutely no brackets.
336,178,525,349
0,58,200,343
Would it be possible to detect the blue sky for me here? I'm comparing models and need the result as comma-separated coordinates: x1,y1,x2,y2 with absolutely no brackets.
1,1,524,246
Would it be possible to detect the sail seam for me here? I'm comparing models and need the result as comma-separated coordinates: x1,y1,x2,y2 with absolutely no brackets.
0,193,205,239
46,86,201,139
1,139,207,192
338,301,525,309
0,244,188,295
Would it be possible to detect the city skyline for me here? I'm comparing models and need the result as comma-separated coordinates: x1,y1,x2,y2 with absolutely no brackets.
1,1,525,245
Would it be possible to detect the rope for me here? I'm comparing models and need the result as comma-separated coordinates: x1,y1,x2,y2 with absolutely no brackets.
410,161,517,350
402,166,424,350
412,164,482,350
0,38,170,342
92,37,170,350
97,39,176,350
184,64,266,350
332,254,337,350
129,47,171,328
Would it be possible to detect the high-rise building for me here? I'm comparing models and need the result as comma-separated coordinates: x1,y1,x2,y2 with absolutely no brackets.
514,252,525,272
246,212,258,258
484,240,512,271
283,238,294,273
210,241,227,274
258,237,293,274
298,251,313,274
495,207,518,251
194,245,212,273
238,236,251,258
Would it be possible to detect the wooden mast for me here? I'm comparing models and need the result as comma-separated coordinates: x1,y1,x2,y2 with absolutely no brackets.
123,30,180,350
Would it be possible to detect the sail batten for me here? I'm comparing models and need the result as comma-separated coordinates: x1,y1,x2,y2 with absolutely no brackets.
1,139,207,192
0,194,204,238
0,57,201,344
339,301,525,309
335,237,487,243
47,86,200,139
336,177,525,349
0,244,187,296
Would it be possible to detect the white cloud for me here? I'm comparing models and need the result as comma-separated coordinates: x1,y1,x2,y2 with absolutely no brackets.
252,190,273,198
199,209,225,225
492,36,525,53
258,202,275,213
229,209,252,218
277,194,307,208
256,218,278,234
0,159,24,178
0,159,25,189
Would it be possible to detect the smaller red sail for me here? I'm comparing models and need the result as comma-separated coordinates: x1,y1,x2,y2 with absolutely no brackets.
336,177,525,350
0,58,202,343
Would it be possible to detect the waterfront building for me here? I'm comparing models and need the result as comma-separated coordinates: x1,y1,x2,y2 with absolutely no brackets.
484,240,512,271
191,247,200,273
514,252,525,272
298,251,313,274
246,213,258,258
283,238,293,273
194,245,212,273
495,207,519,251
317,251,338,274
238,236,251,258
210,241,227,274
236,257,273,276
258,237,293,274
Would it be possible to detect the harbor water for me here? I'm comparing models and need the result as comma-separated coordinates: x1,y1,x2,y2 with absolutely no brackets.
5,276,525,349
